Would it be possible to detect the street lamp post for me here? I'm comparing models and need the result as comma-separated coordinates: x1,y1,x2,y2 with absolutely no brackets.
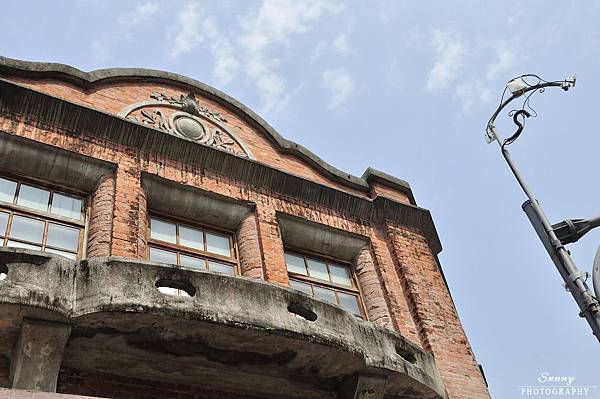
485,74,600,342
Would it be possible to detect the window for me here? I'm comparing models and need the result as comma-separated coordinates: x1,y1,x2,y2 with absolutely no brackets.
0,176,85,260
285,251,366,319
148,215,238,282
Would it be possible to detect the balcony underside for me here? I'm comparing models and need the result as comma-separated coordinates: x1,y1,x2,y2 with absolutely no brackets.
0,248,446,398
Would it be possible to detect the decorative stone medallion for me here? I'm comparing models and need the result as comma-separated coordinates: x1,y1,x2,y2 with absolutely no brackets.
118,91,253,158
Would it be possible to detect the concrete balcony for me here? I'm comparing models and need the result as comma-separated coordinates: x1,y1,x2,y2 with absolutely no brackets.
0,247,446,399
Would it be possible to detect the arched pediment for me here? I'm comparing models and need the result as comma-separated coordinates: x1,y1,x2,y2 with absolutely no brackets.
118,91,253,159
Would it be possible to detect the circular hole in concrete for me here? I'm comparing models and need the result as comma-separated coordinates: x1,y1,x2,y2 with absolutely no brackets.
155,279,196,297
395,344,417,364
0,264,7,281
287,303,317,321
0,273,6,281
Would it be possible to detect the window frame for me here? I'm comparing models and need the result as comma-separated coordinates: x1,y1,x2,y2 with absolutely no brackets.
284,248,368,320
0,173,88,259
147,211,240,276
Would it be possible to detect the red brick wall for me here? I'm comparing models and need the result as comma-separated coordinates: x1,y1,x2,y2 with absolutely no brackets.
56,368,268,399
354,246,393,328
86,176,114,257
387,223,489,399
3,76,365,198
236,212,264,279
368,181,412,204
0,76,490,398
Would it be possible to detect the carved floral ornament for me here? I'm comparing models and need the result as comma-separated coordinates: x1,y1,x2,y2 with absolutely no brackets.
118,91,253,159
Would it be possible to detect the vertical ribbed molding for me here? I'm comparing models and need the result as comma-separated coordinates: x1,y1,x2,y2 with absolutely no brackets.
236,212,265,279
86,175,115,257
354,245,393,329
369,226,421,345
110,158,146,259
254,203,288,285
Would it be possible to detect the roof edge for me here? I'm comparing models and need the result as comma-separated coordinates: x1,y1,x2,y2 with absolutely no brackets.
0,55,415,199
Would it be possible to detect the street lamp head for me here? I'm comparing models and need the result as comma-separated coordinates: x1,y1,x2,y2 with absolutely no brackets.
507,77,529,96
486,74,577,145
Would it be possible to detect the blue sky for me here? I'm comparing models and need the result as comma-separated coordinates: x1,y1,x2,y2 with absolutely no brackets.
2,1,600,397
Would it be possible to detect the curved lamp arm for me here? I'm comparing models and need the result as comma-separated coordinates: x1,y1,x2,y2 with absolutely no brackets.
485,75,576,145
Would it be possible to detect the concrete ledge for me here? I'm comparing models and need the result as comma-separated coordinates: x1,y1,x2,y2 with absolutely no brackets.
0,133,115,194
143,173,253,230
277,212,368,261
0,248,447,399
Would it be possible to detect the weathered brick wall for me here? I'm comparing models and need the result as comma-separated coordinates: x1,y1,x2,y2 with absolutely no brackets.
0,354,9,388
236,212,264,279
0,75,490,398
56,368,269,399
4,76,366,198
354,246,393,328
387,223,489,399
86,176,114,257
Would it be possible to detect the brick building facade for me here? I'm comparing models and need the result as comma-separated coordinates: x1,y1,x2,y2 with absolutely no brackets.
0,56,490,399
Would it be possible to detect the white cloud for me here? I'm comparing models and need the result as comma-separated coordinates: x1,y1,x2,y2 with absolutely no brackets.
333,33,350,54
322,67,355,110
119,2,159,26
168,3,240,85
238,0,342,115
202,19,240,84
454,81,493,114
485,42,515,81
170,2,203,58
426,30,466,91
92,1,159,62
309,40,327,64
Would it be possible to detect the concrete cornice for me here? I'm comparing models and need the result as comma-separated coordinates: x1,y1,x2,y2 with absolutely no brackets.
0,55,413,198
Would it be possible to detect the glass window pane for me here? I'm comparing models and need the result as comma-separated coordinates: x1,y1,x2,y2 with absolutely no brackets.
179,225,203,250
306,259,329,281
46,223,80,252
0,178,17,203
16,184,50,212
285,253,307,275
206,232,231,257
9,215,44,244
208,260,235,276
289,280,312,295
150,218,176,244
338,292,362,317
180,254,206,270
329,264,353,286
0,212,8,236
51,193,82,219
45,248,77,260
6,240,41,251
149,247,177,264
313,286,337,304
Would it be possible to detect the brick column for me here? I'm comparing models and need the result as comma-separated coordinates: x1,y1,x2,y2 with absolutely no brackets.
10,319,72,392
254,203,288,285
354,246,393,329
236,212,264,279
369,227,420,344
86,175,114,258
110,160,147,259
387,223,490,399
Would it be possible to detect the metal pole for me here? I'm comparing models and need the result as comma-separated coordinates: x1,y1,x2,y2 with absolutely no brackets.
490,126,600,341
